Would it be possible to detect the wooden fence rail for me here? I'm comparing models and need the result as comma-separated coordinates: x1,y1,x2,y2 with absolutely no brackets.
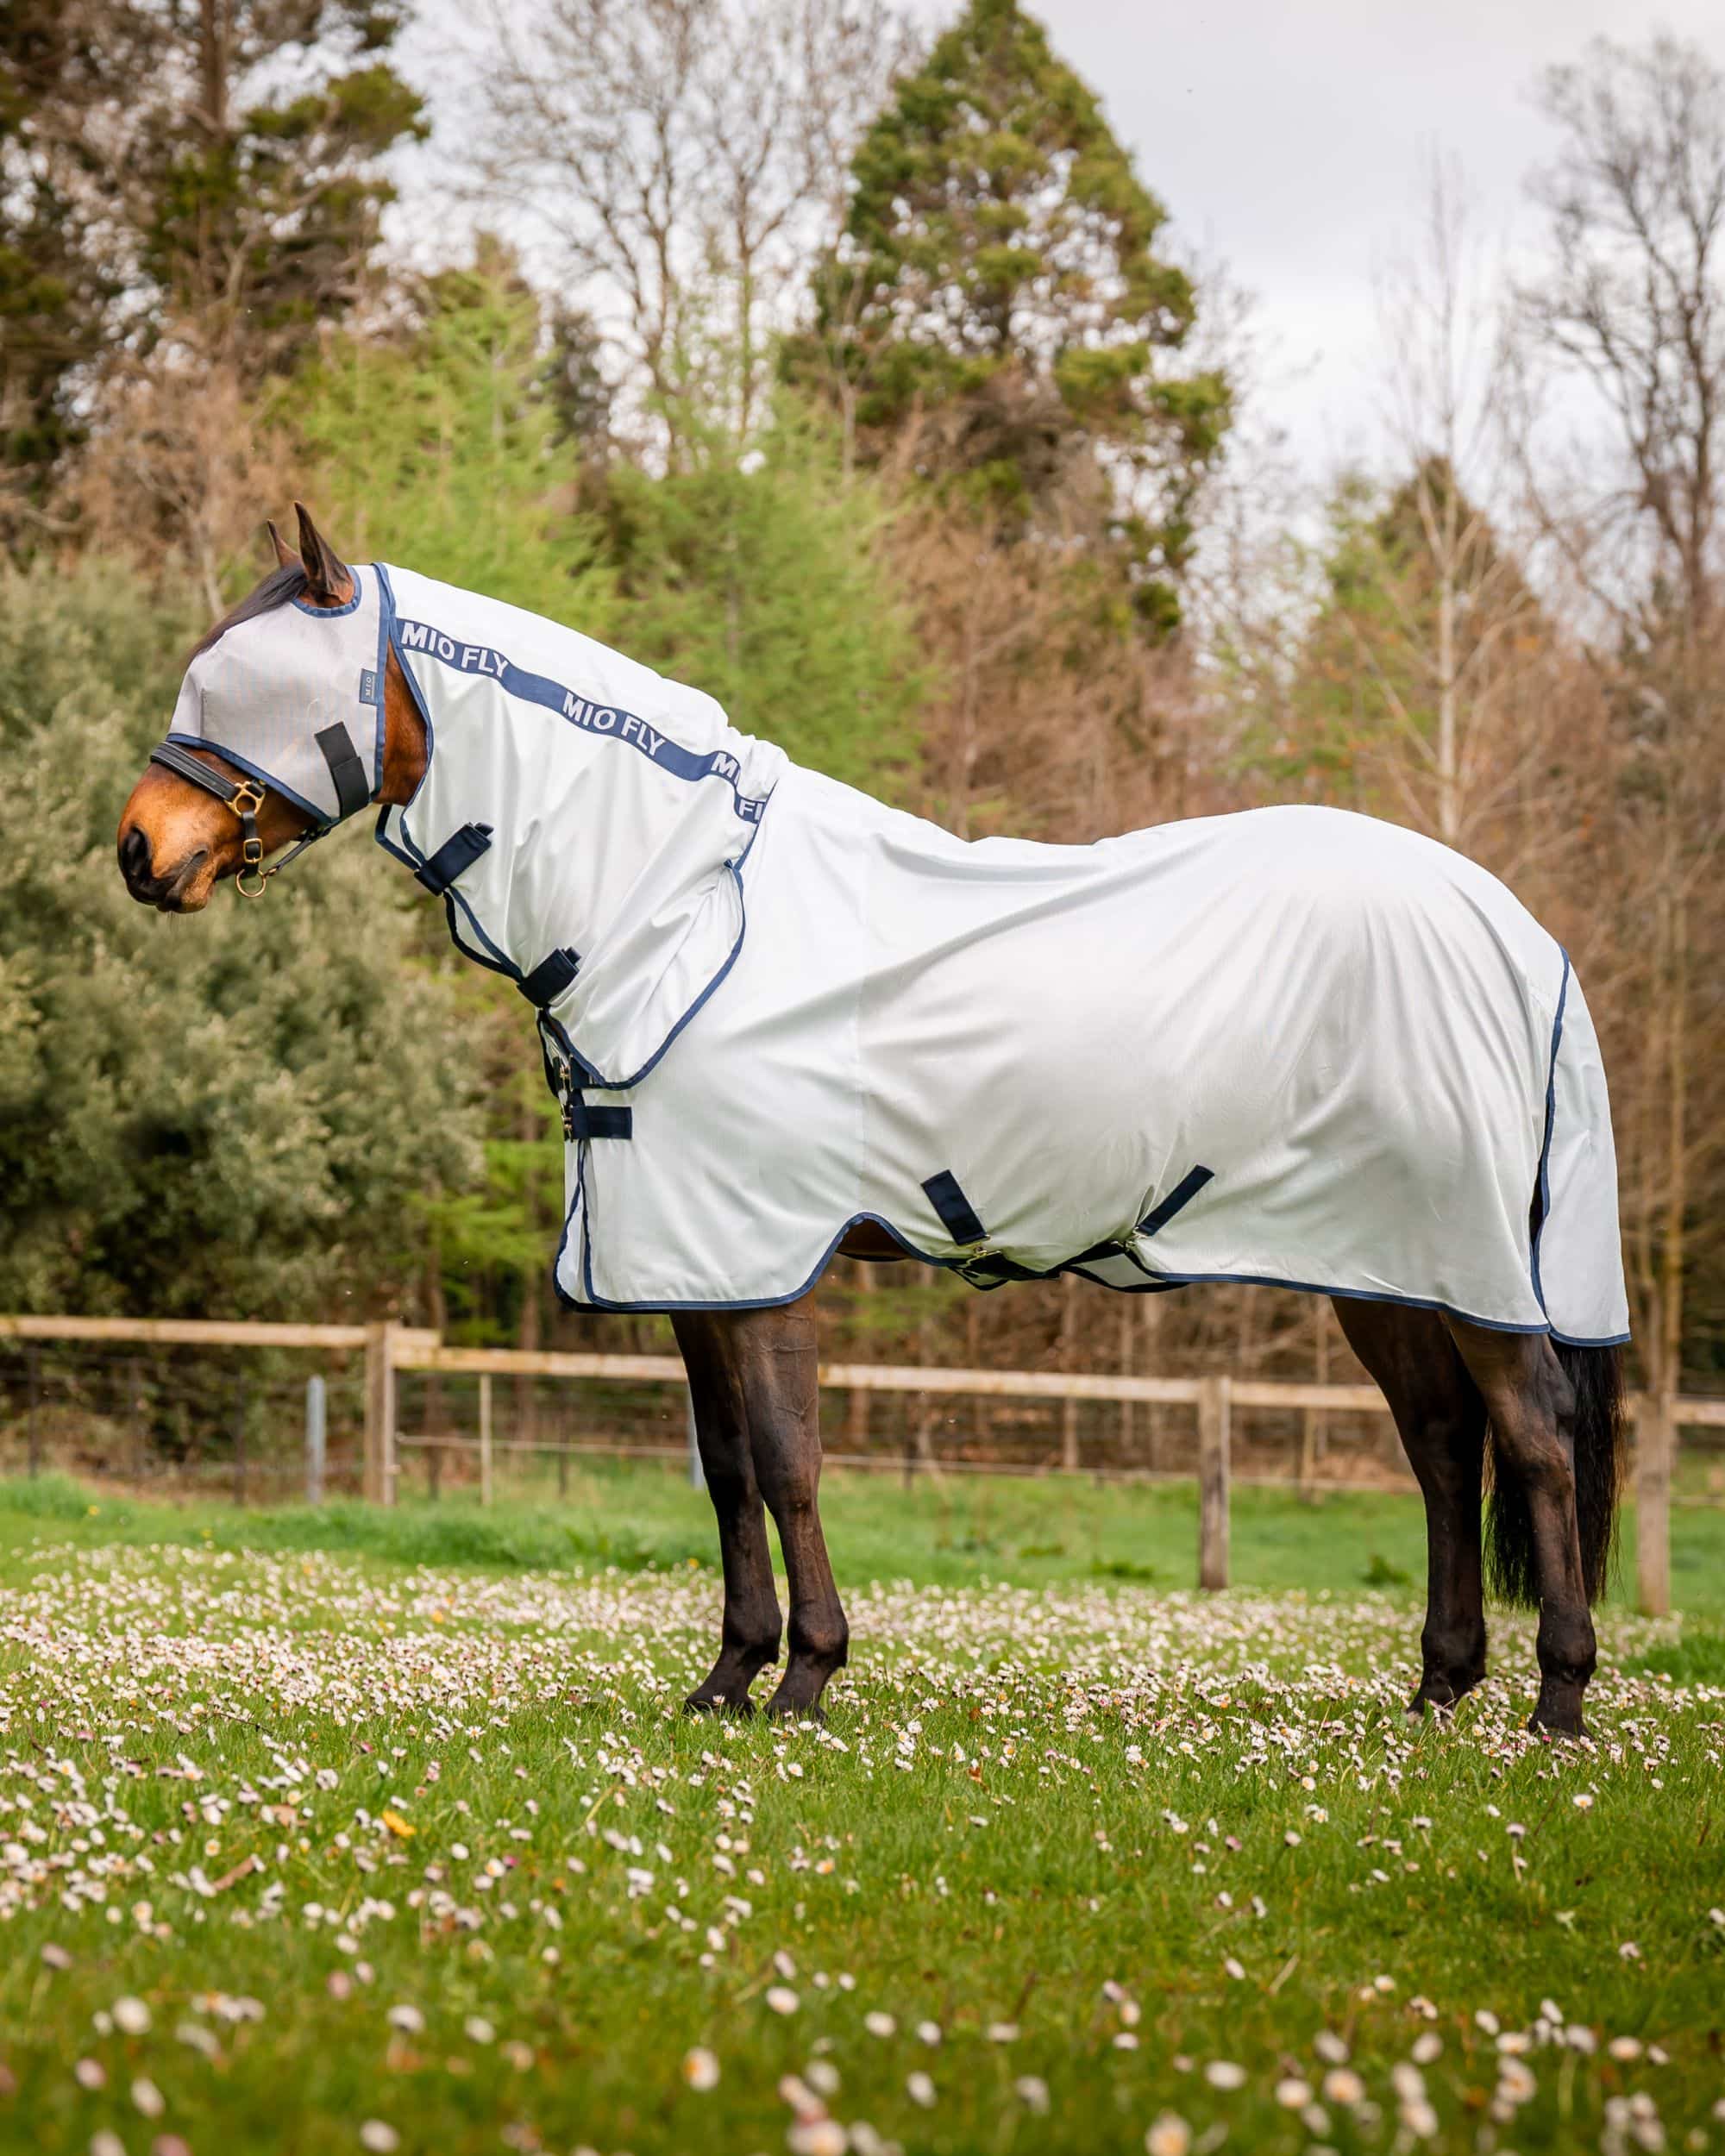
3,1314,1720,1612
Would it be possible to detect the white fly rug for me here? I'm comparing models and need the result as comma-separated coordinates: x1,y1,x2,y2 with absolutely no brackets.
267,564,1625,1344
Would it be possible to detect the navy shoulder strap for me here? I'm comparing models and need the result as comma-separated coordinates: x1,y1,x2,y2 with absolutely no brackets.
518,947,581,1007
414,822,493,895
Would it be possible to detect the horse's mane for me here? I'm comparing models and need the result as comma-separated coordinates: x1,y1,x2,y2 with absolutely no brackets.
186,562,310,663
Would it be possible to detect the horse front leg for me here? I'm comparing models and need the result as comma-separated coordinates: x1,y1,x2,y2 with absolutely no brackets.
673,1311,783,1714
1333,1300,1489,1717
723,1298,849,1720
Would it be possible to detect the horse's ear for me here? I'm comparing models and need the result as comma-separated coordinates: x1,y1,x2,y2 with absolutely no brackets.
292,502,352,604
265,518,298,571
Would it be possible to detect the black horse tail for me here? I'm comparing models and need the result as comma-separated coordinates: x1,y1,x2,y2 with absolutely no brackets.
1485,1340,1627,1608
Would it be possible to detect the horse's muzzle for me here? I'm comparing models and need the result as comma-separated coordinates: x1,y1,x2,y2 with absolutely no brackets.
118,824,207,912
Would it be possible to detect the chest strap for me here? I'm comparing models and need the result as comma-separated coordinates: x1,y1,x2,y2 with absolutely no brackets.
414,821,492,894
518,946,580,1007
541,1031,632,1142
566,1094,632,1141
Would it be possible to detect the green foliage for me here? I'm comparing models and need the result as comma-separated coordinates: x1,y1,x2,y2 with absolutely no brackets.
0,561,486,1317
1243,460,1541,808
795,0,1229,611
0,0,424,525
599,397,923,795
292,250,613,635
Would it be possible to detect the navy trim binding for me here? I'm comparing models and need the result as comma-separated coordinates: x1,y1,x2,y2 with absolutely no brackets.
568,856,751,1094
391,611,772,825
1529,950,1571,1320
369,565,392,794
552,1180,1622,1336
164,732,327,826
292,581,363,621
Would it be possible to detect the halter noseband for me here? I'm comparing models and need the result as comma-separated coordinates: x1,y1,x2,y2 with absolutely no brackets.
148,729,369,898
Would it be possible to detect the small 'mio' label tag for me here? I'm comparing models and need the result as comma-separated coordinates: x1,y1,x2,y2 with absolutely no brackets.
360,668,380,704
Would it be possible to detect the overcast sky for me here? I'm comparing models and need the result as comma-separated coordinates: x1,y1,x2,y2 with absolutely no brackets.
1020,0,1725,476
408,1,1725,486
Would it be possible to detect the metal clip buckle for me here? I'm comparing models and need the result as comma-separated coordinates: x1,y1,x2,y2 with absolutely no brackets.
232,780,270,899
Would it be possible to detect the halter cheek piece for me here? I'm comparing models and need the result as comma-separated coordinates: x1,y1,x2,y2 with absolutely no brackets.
147,726,372,898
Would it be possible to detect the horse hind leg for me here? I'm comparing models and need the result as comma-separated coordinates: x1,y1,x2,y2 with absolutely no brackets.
1443,1319,1596,1737
672,1312,784,1715
1331,1300,1488,1718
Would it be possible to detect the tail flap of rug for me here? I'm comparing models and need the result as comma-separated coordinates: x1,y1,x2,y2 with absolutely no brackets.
1537,970,1630,1344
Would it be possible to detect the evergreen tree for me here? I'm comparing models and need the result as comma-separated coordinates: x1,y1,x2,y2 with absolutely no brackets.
794,0,1227,624
0,0,424,533
292,248,613,633
599,396,923,794
1258,458,1550,844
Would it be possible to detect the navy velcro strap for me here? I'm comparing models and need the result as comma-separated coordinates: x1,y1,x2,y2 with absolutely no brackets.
1138,1164,1215,1238
518,946,580,1007
413,822,493,894
922,1169,987,1245
568,1096,632,1141
315,722,371,820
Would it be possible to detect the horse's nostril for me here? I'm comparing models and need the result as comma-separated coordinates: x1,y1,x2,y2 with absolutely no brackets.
119,824,160,896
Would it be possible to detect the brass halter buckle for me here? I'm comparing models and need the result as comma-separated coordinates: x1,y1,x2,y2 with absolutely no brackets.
147,739,343,900
229,780,269,898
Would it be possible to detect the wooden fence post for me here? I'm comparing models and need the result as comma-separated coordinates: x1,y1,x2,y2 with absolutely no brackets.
1636,1391,1673,1618
304,1375,326,1505
129,1357,145,1483
363,1320,399,1507
478,1375,493,1508
1197,1374,1232,1591
25,1345,40,1478
232,1371,247,1508
1060,1274,1080,1471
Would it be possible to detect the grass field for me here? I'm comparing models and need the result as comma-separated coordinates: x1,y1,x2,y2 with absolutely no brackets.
0,1467,1720,2156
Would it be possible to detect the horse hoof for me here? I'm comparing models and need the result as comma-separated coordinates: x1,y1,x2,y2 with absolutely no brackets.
683,1692,755,1720
763,1695,826,1725
1527,1707,1587,1741
1406,1689,1458,1724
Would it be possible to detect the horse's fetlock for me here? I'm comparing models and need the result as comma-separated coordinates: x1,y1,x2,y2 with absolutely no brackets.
788,1616,848,1670
723,1620,781,1668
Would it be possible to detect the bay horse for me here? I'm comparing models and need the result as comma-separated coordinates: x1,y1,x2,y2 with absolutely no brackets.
116,506,1628,1735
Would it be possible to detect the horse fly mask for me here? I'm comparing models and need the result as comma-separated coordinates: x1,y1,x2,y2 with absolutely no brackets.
153,567,386,893
162,561,1632,1348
